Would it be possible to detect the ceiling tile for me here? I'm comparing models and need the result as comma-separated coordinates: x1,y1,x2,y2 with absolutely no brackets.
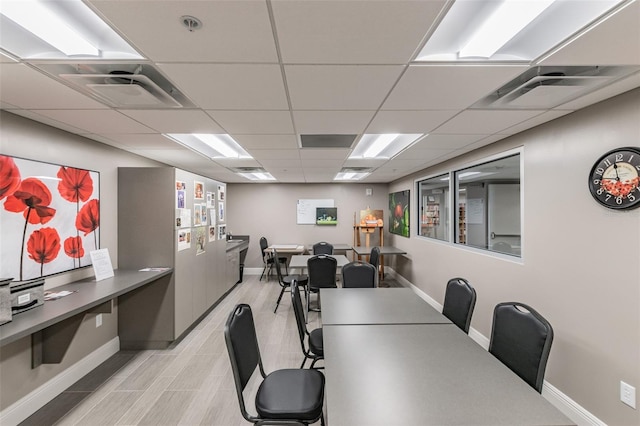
30,110,156,134
393,146,454,162
258,158,304,169
272,0,447,64
285,65,404,109
269,168,306,182
293,111,374,134
299,149,350,160
382,65,528,110
232,134,299,150
415,134,490,150
366,110,460,134
158,63,288,109
539,0,640,66
433,110,545,135
90,0,277,63
97,133,181,149
0,64,107,110
207,110,294,134
120,109,224,133
248,149,301,160
300,159,343,170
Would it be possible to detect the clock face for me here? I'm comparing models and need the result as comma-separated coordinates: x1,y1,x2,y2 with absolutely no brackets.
588,147,640,210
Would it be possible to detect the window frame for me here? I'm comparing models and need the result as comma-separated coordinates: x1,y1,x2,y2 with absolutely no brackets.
414,147,524,261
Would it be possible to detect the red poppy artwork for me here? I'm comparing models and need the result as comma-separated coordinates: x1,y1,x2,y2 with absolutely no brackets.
0,155,100,281
0,155,21,200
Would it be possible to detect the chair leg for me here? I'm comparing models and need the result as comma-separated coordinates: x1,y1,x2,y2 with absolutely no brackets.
321,412,325,426
259,265,267,281
274,286,286,313
300,357,307,369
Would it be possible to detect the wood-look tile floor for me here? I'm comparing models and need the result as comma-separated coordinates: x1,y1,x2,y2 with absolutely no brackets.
21,274,400,426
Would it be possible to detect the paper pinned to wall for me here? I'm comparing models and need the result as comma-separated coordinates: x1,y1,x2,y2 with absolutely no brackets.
297,199,334,224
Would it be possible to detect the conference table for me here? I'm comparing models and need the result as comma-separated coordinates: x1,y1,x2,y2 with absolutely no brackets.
321,288,574,426
321,288,449,325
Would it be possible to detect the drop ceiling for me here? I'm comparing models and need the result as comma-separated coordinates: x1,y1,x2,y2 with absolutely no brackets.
1,0,639,183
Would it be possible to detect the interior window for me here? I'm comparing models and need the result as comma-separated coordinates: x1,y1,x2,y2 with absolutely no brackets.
417,174,450,241
455,154,521,257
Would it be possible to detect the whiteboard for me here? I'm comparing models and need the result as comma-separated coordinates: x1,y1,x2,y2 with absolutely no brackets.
297,199,334,224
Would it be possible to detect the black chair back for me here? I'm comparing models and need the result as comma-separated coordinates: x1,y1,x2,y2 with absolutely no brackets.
307,255,337,289
369,246,380,270
342,261,376,288
441,277,476,333
313,242,334,255
224,304,264,419
259,236,270,262
291,280,308,347
489,302,554,393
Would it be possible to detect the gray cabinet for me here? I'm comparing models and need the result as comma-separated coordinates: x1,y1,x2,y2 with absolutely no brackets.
118,167,229,348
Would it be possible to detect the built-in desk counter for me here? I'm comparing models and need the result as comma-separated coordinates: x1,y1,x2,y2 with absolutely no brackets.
0,269,172,366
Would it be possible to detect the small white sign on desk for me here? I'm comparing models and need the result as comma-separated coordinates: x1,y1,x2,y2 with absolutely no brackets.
90,249,114,281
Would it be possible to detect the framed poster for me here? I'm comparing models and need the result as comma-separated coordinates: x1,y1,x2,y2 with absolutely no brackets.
1,155,100,281
389,190,410,237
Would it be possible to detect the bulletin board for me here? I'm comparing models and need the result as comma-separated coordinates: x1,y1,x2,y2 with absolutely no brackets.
297,199,334,224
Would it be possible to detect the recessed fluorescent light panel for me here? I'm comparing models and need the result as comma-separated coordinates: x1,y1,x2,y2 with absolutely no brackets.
416,0,626,62
0,0,143,60
334,170,370,181
238,171,276,181
165,134,252,159
349,134,423,160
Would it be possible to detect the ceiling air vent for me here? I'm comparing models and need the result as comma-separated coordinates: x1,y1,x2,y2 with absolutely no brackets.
300,134,357,149
38,63,194,109
472,66,640,109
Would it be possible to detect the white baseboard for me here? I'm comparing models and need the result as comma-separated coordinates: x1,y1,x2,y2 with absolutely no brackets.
0,337,120,426
385,267,604,426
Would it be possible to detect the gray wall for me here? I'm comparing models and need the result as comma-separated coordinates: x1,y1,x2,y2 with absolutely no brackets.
388,88,640,426
0,111,163,408
226,183,391,269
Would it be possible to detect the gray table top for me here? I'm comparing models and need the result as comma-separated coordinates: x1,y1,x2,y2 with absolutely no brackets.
289,254,350,269
320,288,450,325
352,245,407,255
324,324,574,426
0,269,172,347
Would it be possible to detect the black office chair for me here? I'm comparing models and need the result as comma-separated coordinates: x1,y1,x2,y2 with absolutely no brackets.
312,242,333,255
369,246,380,280
441,277,476,333
291,280,323,369
306,255,337,315
224,304,325,425
259,237,287,281
489,302,554,393
273,249,308,313
342,261,377,288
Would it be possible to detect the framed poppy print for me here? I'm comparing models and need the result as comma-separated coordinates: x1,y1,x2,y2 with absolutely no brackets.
0,155,100,281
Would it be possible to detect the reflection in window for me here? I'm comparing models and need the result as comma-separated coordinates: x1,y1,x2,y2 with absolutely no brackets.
417,174,450,241
455,154,521,257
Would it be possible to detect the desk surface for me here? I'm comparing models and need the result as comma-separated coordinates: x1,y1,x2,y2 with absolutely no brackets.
352,245,407,256
324,324,574,426
289,254,350,269
320,288,449,325
0,269,173,347
267,244,306,254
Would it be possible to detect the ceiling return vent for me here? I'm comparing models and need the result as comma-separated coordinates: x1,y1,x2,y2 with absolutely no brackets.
472,66,640,109
300,134,357,149
37,63,194,109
